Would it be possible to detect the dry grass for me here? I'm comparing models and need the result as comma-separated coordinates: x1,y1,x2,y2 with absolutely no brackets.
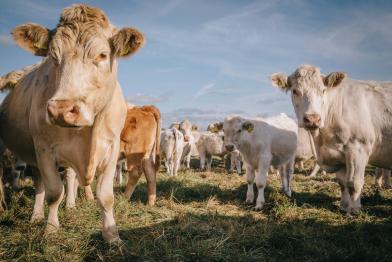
0,160,392,261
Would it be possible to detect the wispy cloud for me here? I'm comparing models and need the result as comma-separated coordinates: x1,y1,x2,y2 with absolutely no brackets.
127,93,170,105
194,82,215,98
0,34,13,46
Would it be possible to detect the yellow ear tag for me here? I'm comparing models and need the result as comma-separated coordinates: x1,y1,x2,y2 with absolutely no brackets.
247,125,253,133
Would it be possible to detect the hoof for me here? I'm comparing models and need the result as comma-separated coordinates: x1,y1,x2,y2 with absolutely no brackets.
245,199,253,204
284,190,292,198
30,213,45,223
44,223,59,235
65,203,76,209
102,227,120,243
253,204,263,211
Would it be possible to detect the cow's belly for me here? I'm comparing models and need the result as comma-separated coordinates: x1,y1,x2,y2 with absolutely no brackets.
0,97,36,165
317,144,345,172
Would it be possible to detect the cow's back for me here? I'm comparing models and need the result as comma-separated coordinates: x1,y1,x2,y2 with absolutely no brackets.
120,106,161,168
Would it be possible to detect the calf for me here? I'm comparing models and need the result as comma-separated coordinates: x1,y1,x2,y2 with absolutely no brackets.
119,105,161,205
196,132,225,171
271,64,392,214
178,119,195,169
161,128,184,176
224,114,297,210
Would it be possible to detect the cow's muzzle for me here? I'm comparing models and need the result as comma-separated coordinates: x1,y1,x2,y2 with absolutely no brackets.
225,144,235,152
303,113,321,130
47,100,83,128
184,135,190,142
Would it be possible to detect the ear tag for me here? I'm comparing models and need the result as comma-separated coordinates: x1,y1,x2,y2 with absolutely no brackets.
247,126,253,133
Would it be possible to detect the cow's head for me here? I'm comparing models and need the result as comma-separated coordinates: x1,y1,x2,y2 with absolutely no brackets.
12,4,144,128
270,64,346,130
207,122,223,134
179,119,192,142
223,116,253,152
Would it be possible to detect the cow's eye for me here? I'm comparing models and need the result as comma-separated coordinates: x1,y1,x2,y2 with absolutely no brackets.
95,53,108,63
292,89,299,96
237,129,242,133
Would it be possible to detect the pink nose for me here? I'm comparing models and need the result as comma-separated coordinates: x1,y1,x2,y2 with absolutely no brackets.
47,100,80,126
184,135,190,142
303,113,321,128
225,144,234,152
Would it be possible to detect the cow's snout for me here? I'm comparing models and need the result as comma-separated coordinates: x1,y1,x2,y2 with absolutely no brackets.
184,135,190,142
47,100,81,127
303,113,321,129
225,144,234,152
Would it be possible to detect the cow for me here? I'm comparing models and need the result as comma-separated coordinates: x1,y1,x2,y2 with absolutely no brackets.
118,105,161,206
271,64,392,214
296,127,325,177
223,114,297,210
160,128,184,176
178,119,195,169
0,4,145,242
196,131,226,171
375,168,391,189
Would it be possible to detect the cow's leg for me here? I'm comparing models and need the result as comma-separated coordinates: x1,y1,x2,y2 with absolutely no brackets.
309,164,321,177
115,162,122,185
186,153,191,169
254,157,270,210
346,151,367,214
336,169,350,213
124,168,141,200
31,168,45,222
95,162,120,243
245,164,255,204
236,160,242,175
206,154,212,171
84,185,94,200
298,161,304,170
73,174,79,200
174,155,181,176
65,168,77,209
11,169,21,191
282,158,294,197
0,167,5,211
36,155,64,234
143,158,157,206
382,169,391,188
375,168,383,188
199,151,206,170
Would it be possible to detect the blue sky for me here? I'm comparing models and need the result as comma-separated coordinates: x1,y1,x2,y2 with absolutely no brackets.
1,0,392,128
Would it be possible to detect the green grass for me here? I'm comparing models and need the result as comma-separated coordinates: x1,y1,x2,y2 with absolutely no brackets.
0,161,392,261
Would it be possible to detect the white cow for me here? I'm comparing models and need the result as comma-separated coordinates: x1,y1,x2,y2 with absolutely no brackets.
271,64,392,214
375,168,391,189
161,128,184,176
178,120,195,169
196,132,225,171
223,114,297,210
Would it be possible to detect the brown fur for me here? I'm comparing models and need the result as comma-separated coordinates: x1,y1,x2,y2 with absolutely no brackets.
120,105,161,205
11,23,51,56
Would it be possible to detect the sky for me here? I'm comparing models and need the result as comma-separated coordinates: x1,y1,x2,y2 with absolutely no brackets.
1,0,392,128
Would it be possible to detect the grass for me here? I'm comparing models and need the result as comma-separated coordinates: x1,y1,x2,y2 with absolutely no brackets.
0,160,392,261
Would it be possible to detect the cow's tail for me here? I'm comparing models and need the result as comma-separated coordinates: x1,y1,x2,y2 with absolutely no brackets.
142,105,161,171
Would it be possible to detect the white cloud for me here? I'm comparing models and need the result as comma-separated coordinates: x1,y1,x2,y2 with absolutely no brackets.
0,34,13,46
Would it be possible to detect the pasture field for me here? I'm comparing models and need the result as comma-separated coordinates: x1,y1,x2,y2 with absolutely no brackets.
0,160,392,261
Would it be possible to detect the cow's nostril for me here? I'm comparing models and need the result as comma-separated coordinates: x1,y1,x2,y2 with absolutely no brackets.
69,106,79,115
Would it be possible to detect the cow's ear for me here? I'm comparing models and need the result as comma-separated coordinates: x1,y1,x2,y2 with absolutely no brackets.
242,121,254,133
216,122,223,131
111,27,145,58
323,72,346,87
270,73,289,90
12,23,51,56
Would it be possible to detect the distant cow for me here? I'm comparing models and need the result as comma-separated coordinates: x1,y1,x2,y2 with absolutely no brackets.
196,132,226,171
179,119,195,169
375,168,391,189
271,64,392,214
224,114,297,210
119,105,161,206
161,128,184,176
0,4,144,242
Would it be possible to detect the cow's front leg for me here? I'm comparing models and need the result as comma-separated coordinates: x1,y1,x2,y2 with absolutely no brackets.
95,160,120,243
186,152,191,169
280,157,294,197
245,164,255,204
65,168,77,208
345,149,368,214
336,169,350,213
36,153,64,234
254,157,270,210
31,167,45,222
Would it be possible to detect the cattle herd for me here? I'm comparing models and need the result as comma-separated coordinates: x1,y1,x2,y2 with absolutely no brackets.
0,4,391,244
